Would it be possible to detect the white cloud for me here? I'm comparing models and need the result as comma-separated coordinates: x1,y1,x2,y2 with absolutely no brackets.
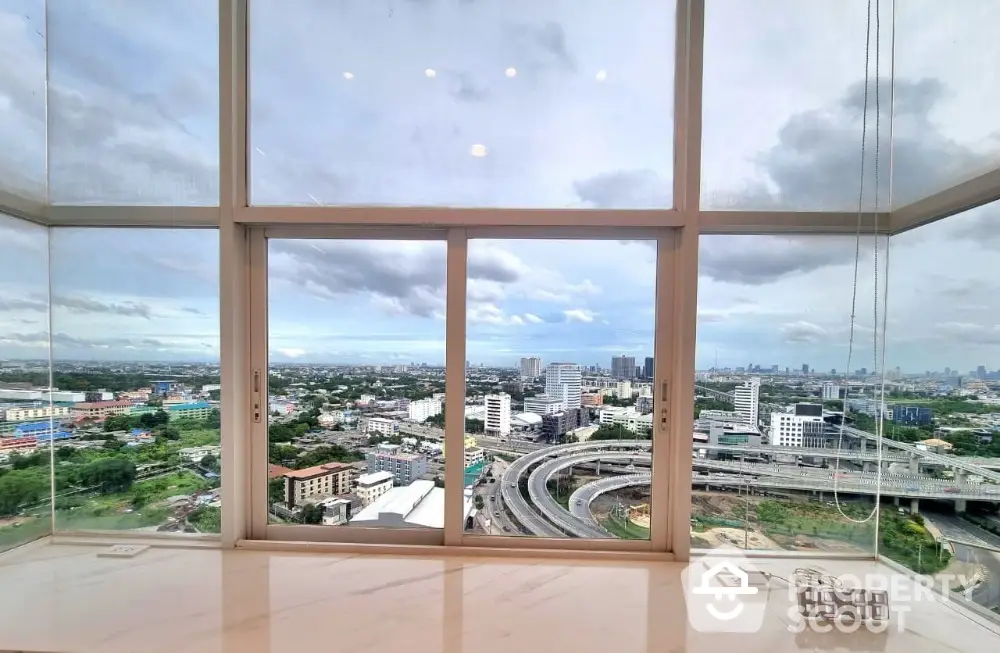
277,347,307,359
523,313,544,324
564,309,596,323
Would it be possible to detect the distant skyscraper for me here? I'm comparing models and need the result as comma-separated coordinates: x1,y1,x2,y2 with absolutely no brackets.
643,357,654,379
977,365,987,379
519,356,541,379
801,363,809,374
734,377,760,426
944,367,952,377
546,363,582,410
611,355,636,380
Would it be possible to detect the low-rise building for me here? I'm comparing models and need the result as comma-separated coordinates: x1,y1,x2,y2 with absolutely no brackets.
464,447,485,468
0,405,69,421
356,471,394,506
178,444,221,463
70,400,132,420
282,462,355,508
365,444,428,485
361,416,398,436
407,398,442,423
349,480,473,529
168,402,214,421
523,395,564,415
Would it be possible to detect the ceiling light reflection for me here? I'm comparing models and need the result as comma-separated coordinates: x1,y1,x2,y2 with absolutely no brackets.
425,68,437,78
470,144,488,158
595,70,607,82
343,72,354,80
505,67,517,78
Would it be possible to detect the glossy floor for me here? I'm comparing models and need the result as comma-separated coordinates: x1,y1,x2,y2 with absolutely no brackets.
0,542,997,653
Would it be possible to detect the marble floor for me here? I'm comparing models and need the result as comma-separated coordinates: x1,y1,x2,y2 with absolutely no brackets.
0,542,998,653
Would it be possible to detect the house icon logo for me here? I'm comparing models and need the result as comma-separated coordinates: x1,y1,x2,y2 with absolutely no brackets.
682,547,768,633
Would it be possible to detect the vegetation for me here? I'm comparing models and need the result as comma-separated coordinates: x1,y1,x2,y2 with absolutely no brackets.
589,424,651,441
300,503,324,525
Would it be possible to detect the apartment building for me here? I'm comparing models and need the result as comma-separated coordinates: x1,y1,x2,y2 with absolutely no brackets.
519,356,541,379
734,377,761,425
770,404,825,447
356,471,394,506
361,416,398,436
484,393,511,437
70,400,132,420
365,444,428,485
282,462,355,508
0,405,69,421
545,363,582,410
167,401,213,420
407,397,442,423
524,395,564,415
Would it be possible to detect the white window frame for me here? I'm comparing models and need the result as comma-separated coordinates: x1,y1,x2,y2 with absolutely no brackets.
3,0,999,561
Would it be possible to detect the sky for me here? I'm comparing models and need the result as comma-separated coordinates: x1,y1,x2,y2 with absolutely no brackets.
1,1,999,373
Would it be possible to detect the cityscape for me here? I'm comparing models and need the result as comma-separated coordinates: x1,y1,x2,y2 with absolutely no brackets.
3,353,1000,612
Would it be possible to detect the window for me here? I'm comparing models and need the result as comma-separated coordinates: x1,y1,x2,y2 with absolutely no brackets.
47,0,219,205
48,228,221,534
701,0,892,211
0,213,52,551
891,0,1000,207
266,237,446,530
250,0,674,208
0,0,46,203
465,238,658,540
694,234,886,554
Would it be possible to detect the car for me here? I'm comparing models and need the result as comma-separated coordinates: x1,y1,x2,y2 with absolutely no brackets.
944,487,960,494
489,495,495,501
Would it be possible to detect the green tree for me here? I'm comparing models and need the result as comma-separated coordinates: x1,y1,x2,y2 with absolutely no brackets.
0,469,50,516
300,503,324,525
80,458,136,494
269,478,286,505
206,408,221,429
465,418,485,434
103,414,132,432
200,454,220,472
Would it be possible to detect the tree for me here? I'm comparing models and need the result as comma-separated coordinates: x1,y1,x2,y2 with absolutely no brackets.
269,423,294,443
103,414,132,433
0,469,49,516
269,478,286,505
200,454,220,472
465,418,485,434
103,437,126,452
300,503,324,525
80,458,136,494
474,495,485,510
433,476,445,488
206,408,221,429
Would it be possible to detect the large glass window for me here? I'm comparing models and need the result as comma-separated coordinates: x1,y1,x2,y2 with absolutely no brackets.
47,0,219,205
693,234,887,556
701,0,892,211
48,228,221,534
464,238,657,539
266,238,446,530
891,0,1000,207
0,214,52,551
0,0,46,203
250,0,674,208
887,201,1000,596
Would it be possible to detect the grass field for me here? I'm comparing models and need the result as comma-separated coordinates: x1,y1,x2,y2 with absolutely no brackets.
601,513,650,540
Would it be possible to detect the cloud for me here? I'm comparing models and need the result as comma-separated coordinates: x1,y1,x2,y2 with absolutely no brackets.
277,347,307,359
779,321,829,344
53,295,152,319
0,297,48,312
564,309,595,323
573,170,672,209
933,322,1000,346
700,236,860,285
509,315,525,326
523,313,544,324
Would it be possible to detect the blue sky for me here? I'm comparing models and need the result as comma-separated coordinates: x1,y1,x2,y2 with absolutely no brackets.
1,1,1000,372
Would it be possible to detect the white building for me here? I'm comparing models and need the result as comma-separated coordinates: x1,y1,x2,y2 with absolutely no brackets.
770,405,825,447
598,407,652,434
178,445,221,463
349,480,473,529
358,394,376,405
519,356,541,379
615,381,633,398
356,471,394,506
822,383,844,401
484,393,511,437
0,405,69,421
734,377,761,426
464,447,485,468
407,397,442,423
523,396,563,415
363,416,398,436
545,363,582,410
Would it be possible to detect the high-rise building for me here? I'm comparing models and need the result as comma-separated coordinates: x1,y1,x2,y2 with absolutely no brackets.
643,357,654,379
733,377,760,426
407,397,442,423
977,365,987,379
546,363,582,410
519,356,541,379
821,383,844,401
801,363,809,374
484,393,511,437
611,355,637,380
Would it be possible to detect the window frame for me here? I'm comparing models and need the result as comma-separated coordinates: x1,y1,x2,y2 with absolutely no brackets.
3,0,999,561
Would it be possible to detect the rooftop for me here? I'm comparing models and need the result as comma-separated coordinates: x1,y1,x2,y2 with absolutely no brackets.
357,471,394,487
282,462,354,480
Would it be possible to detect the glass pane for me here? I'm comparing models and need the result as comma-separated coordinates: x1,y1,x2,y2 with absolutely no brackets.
250,0,674,208
465,239,656,539
47,0,219,205
0,214,52,551
892,0,1000,207
886,201,1000,591
701,0,892,211
0,0,46,202
267,239,446,529
694,234,888,555
49,228,221,534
